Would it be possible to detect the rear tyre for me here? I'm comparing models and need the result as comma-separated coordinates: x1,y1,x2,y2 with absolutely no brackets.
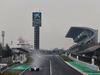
31,68,34,71
36,68,39,71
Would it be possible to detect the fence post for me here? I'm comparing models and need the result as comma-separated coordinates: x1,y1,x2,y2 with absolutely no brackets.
92,58,94,65
69,53,71,57
0,64,1,73
77,56,79,60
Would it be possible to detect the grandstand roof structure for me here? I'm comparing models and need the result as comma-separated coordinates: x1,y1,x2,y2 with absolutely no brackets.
66,27,98,44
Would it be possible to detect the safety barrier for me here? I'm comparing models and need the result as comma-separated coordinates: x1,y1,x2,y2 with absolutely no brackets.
68,55,99,71
0,62,19,73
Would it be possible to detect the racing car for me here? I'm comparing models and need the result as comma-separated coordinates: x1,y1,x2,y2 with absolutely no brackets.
31,66,39,71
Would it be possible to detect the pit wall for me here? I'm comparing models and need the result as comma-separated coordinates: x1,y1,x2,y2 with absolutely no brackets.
68,54,99,71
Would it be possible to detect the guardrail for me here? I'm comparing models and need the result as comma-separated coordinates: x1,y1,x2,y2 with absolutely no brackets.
0,62,19,73
68,55,99,71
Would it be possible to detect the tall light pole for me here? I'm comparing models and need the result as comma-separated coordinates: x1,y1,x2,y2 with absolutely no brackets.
1,31,5,47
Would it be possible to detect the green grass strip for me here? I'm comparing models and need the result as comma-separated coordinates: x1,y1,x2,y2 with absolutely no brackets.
0,71,19,75
24,56,34,64
60,56,73,62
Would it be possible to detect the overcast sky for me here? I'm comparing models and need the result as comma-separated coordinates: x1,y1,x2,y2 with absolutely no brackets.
0,0,100,50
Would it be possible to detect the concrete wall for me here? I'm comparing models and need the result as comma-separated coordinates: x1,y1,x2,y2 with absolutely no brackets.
68,55,99,71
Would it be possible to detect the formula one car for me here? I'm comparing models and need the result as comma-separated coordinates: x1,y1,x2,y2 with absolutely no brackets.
31,66,39,71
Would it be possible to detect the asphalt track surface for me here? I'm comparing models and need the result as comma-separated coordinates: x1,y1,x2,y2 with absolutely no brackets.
21,55,82,75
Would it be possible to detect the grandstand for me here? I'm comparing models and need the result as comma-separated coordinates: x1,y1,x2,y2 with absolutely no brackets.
66,27,98,44
65,27,100,57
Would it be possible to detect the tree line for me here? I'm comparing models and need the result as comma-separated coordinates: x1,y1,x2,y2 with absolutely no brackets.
0,43,12,58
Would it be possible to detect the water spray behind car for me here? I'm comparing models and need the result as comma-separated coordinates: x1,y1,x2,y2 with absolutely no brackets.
31,49,45,71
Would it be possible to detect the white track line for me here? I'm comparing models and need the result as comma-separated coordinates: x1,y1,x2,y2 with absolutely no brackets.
50,60,52,75
19,65,32,75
